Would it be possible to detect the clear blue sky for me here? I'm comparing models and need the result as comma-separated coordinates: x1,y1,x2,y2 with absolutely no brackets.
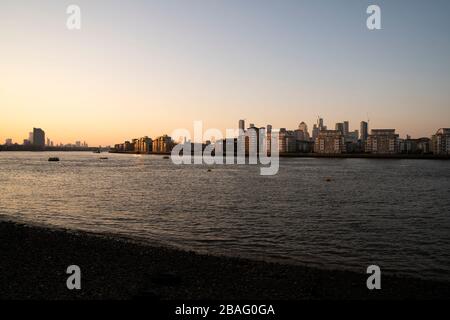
1,0,449,145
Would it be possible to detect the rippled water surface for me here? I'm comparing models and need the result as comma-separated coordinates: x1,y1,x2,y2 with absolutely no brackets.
1,152,449,282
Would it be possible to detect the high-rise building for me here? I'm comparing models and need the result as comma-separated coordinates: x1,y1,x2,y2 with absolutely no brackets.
266,124,272,134
365,129,400,154
5,138,13,146
239,120,245,132
32,128,45,147
343,121,349,136
431,128,450,155
314,130,345,154
245,126,260,155
335,123,344,134
312,124,319,141
360,121,369,142
28,132,33,144
317,118,324,130
298,122,310,140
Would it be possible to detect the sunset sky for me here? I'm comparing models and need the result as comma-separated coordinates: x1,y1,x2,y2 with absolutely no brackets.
1,0,450,146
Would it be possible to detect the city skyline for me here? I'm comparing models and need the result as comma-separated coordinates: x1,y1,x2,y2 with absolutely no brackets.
1,0,450,145
2,117,446,148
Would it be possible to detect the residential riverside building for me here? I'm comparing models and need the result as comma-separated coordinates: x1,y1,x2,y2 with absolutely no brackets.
294,128,308,141
135,136,153,154
314,130,345,154
124,141,134,152
345,131,359,143
431,128,450,155
277,129,297,153
365,129,400,154
32,128,45,148
398,137,430,154
416,138,432,154
215,138,238,156
399,138,417,154
264,128,311,153
296,140,314,153
152,135,173,153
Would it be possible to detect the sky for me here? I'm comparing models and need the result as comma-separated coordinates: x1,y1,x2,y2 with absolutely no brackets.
1,0,450,146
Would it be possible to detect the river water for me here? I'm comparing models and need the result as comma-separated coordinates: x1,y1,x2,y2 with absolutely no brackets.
1,152,449,282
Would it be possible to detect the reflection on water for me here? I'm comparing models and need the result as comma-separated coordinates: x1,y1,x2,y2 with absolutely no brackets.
1,152,449,282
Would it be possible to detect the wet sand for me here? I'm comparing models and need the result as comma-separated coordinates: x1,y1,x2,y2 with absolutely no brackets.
0,220,449,300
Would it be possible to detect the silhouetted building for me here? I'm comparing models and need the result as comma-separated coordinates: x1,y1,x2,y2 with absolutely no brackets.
32,128,45,148
344,131,359,153
317,118,325,130
239,120,245,132
335,123,344,134
343,121,349,136
399,138,417,154
431,128,450,155
314,130,345,154
5,139,13,146
366,129,400,154
360,121,369,143
416,138,431,154
345,131,359,143
400,137,431,154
